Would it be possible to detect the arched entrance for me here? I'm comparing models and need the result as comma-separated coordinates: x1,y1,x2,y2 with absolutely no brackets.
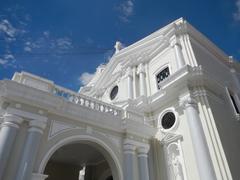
39,135,123,180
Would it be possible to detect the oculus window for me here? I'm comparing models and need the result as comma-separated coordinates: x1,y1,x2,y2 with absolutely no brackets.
110,86,118,100
156,67,170,89
161,112,176,129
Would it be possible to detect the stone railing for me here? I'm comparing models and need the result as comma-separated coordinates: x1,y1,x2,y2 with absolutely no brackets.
12,71,122,117
52,85,122,117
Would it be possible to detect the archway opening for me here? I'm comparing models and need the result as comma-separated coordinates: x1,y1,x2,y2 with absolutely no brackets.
44,142,114,180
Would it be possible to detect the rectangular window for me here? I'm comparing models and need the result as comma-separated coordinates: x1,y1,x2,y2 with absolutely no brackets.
156,67,170,89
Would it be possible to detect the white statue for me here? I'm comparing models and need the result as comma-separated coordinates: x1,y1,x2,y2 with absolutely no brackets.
114,41,123,53
79,165,86,180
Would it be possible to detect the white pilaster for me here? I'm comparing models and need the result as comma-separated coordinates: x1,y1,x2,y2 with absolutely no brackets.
170,36,185,69
137,146,150,180
16,119,47,180
138,63,147,96
180,94,216,180
123,142,136,180
126,67,133,99
132,66,137,99
0,113,23,180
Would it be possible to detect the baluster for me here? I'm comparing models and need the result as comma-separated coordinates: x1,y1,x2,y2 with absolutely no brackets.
105,106,108,113
95,103,99,111
74,96,79,104
85,100,89,107
80,98,84,106
90,102,95,109
100,105,104,112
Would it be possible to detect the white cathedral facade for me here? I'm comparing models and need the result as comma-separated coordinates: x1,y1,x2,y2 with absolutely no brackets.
0,18,240,180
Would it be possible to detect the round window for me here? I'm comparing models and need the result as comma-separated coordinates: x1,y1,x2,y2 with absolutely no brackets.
110,86,118,100
161,112,176,129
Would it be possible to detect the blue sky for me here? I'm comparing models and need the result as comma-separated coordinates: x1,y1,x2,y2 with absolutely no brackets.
1,0,240,91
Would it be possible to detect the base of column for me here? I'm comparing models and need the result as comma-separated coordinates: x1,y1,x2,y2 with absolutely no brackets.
32,173,48,180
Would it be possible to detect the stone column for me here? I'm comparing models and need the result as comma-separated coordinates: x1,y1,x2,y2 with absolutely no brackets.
137,146,150,180
126,67,133,99
162,144,172,180
180,95,216,180
123,142,136,180
0,113,23,179
170,36,185,69
16,119,47,180
138,63,147,96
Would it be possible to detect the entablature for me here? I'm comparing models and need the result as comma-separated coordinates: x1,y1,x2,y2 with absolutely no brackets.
0,74,157,140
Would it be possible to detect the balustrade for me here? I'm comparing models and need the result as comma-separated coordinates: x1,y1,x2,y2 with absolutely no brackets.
53,85,122,117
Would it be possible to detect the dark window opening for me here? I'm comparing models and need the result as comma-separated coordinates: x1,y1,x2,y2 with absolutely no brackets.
110,86,118,100
156,67,170,89
106,176,113,180
230,93,240,114
161,112,176,129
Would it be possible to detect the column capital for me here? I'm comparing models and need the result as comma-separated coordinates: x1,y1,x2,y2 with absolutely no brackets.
2,113,23,128
123,143,136,154
137,146,150,157
137,63,145,74
28,119,47,134
170,35,182,49
126,66,133,77
179,94,198,109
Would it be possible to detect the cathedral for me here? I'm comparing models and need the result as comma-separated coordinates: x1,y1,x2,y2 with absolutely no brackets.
0,18,240,180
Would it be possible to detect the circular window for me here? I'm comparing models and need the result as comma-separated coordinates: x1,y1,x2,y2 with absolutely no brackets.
161,112,176,129
110,86,118,100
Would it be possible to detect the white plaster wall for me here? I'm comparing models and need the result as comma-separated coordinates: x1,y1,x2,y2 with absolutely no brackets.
101,75,128,103
190,38,232,82
207,92,240,180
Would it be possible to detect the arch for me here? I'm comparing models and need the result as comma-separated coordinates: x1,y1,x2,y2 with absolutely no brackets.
38,135,123,180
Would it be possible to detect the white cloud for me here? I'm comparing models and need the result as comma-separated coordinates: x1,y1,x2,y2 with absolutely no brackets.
0,53,16,68
0,58,8,65
233,0,240,21
79,72,95,85
43,31,50,37
56,37,73,50
86,37,94,44
4,54,15,60
0,19,17,41
117,0,134,23
24,46,32,52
